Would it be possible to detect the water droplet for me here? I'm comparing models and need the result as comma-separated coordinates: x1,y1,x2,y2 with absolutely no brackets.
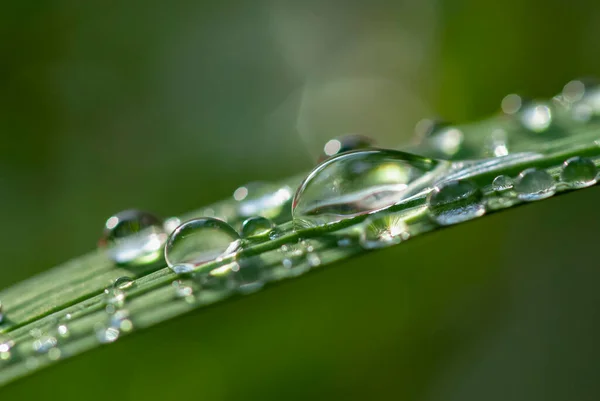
560,157,597,189
113,276,135,290
0,340,13,360
165,218,241,273
306,253,321,267
96,326,120,344
501,93,523,115
163,217,181,234
292,149,446,227
519,102,552,133
320,134,375,161
359,214,409,249
492,175,513,191
563,79,588,103
233,182,293,220
485,128,509,157
99,210,166,265
231,261,264,294
32,335,57,354
48,348,61,361
110,310,133,332
514,168,556,201
427,180,485,225
104,288,126,309
57,324,70,338
172,280,196,302
240,216,274,238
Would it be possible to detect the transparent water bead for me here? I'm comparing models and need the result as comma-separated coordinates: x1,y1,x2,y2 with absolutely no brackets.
113,276,135,290
292,149,446,227
514,168,556,201
99,209,166,265
359,214,409,249
560,157,597,188
427,180,485,225
492,175,513,191
501,93,524,115
519,102,553,133
240,216,274,238
165,218,241,273
233,182,293,220
320,134,375,161
32,335,57,354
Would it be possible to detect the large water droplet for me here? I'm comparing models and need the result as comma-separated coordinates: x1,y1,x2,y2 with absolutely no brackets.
165,218,241,273
519,102,553,132
514,168,556,201
560,156,597,188
427,180,485,225
99,210,166,265
240,216,274,238
320,134,374,161
492,175,513,191
292,149,446,227
233,182,293,220
359,214,409,249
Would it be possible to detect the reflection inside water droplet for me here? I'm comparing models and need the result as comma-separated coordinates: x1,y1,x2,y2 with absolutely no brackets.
359,214,409,249
292,149,446,227
240,216,274,238
99,210,166,265
165,218,241,273
427,180,485,225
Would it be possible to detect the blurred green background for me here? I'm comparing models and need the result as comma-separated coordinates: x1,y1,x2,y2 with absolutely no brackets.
2,1,600,399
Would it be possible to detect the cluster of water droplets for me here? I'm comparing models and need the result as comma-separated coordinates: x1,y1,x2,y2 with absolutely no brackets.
5,76,586,368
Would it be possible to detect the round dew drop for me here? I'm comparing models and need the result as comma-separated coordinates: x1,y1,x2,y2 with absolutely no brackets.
514,168,556,201
99,209,167,265
359,214,409,249
427,180,486,226
165,218,241,273
560,156,597,189
240,216,274,238
492,175,513,191
320,134,375,161
519,102,553,133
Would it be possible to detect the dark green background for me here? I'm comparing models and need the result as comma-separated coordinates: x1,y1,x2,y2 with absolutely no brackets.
1,1,599,399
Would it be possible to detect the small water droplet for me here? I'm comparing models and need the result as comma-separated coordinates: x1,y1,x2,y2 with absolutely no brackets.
233,182,293,220
485,128,509,157
560,156,597,188
47,347,61,360
99,210,166,265
501,93,523,115
113,276,135,290
104,288,126,309
96,326,120,344
231,261,264,294
110,310,133,332
171,280,196,303
427,180,485,225
240,216,274,238
519,102,552,132
514,168,556,201
293,149,446,227
165,218,241,273
320,134,375,161
492,175,513,191
306,253,321,267
0,340,13,361
57,324,70,338
32,335,57,354
359,214,409,249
